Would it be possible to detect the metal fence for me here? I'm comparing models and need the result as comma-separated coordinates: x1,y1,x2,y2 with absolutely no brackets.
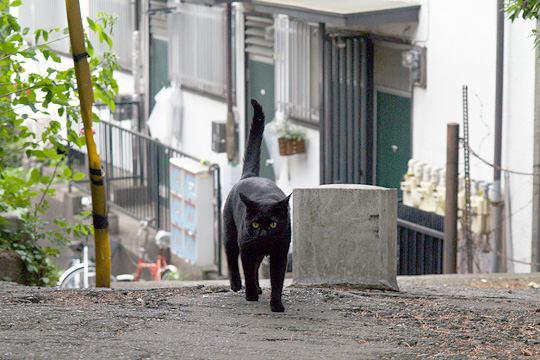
68,118,222,250
397,204,444,275
274,15,320,123
168,2,227,97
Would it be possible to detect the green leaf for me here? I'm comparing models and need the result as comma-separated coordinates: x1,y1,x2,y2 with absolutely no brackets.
87,17,97,32
63,167,72,178
72,172,86,181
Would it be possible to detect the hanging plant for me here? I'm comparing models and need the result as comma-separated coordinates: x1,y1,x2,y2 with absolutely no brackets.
272,121,306,156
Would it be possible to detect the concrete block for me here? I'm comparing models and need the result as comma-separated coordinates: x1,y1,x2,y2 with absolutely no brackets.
293,184,399,291
62,190,84,218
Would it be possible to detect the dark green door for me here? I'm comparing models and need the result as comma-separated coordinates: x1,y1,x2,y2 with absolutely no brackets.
247,60,275,180
376,91,412,190
150,38,169,111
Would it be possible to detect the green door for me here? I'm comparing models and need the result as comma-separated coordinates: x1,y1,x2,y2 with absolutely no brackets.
376,91,412,191
247,60,275,180
150,38,169,111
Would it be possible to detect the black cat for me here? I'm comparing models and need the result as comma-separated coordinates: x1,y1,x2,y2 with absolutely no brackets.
223,99,291,312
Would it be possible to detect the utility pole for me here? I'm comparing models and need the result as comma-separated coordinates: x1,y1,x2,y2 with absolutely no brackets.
65,0,111,287
533,20,540,272
444,123,459,274
492,0,505,272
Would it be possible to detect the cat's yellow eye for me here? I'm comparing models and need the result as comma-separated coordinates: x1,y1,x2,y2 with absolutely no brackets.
269,222,277,229
252,222,260,229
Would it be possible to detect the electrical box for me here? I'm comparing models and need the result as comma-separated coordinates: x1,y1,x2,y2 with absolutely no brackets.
211,121,226,153
169,157,214,266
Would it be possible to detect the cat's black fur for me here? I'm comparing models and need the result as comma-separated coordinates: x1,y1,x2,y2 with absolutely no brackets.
223,99,291,312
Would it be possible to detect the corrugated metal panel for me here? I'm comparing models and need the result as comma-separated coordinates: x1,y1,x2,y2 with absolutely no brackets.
245,15,273,62
89,0,134,71
274,15,319,123
17,0,69,54
168,3,227,97
321,35,372,185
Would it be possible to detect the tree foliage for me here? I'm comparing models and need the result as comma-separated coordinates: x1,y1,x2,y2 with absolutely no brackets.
0,0,118,285
506,0,540,48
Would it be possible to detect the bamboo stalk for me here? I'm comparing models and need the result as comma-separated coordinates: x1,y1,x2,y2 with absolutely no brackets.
65,0,111,287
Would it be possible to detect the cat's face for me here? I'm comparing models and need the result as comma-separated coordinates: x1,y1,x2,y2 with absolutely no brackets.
239,193,290,241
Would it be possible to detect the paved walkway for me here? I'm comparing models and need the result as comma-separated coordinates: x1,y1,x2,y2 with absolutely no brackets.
1,274,539,359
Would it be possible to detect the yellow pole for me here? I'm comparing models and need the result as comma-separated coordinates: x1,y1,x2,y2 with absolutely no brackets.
65,0,111,287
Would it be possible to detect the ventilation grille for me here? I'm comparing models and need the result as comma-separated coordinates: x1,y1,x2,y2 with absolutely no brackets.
245,15,273,62
150,0,169,40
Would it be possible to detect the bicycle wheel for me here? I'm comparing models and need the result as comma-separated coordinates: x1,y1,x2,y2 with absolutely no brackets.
58,264,96,289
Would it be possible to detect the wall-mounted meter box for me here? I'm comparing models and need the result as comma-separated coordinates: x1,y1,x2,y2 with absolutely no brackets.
211,121,226,153
169,157,214,266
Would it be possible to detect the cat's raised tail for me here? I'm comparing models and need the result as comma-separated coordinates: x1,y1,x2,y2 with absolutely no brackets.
241,99,266,179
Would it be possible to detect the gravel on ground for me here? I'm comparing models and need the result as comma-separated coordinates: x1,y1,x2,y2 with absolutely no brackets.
0,276,539,359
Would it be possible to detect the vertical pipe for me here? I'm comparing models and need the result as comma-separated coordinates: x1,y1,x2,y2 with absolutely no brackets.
359,38,368,184
492,0,509,272
444,123,459,274
346,39,353,183
319,23,326,184
352,39,360,184
225,2,236,162
532,20,540,272
331,39,339,183
324,32,332,184
493,0,505,272
339,39,347,183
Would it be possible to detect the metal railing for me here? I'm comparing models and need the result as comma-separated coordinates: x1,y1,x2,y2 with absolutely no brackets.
397,204,444,275
68,116,223,270
168,2,227,97
274,15,320,123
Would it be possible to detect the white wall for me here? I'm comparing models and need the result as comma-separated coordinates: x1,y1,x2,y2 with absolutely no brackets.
175,90,235,197
502,17,536,272
412,0,536,271
287,128,320,189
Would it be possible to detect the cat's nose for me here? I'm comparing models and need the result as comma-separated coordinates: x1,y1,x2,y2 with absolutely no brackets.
260,229,267,237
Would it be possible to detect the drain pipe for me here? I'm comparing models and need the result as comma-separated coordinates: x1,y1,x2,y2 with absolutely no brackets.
492,0,505,273
225,2,237,162
532,20,540,272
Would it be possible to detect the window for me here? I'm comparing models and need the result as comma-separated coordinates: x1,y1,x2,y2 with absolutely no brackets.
168,3,227,98
17,0,70,54
275,15,320,124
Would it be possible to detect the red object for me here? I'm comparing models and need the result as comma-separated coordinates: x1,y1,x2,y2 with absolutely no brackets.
79,128,96,135
133,254,168,282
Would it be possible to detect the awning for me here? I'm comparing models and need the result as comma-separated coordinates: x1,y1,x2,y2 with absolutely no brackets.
251,0,421,26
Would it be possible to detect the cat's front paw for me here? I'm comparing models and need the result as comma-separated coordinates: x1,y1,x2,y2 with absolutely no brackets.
230,279,242,292
245,292,259,302
270,300,285,312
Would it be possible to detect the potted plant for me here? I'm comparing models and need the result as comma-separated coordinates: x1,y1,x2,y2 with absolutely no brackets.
272,121,307,156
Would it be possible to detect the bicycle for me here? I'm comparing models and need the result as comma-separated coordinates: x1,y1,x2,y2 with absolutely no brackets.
129,218,178,282
57,234,98,289
58,213,178,287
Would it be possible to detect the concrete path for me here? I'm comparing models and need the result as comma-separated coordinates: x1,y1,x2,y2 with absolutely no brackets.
0,274,539,359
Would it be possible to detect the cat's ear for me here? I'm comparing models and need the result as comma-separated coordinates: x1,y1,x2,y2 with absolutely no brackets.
274,193,292,209
239,192,258,210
